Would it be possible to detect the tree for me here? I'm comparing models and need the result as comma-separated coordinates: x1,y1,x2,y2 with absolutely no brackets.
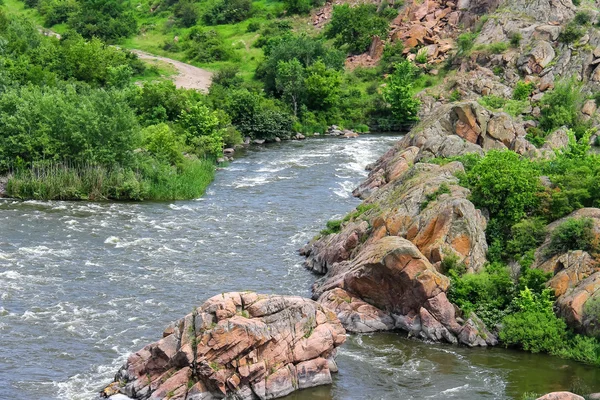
304,60,342,111
283,0,325,15
325,4,389,54
276,58,305,117
382,60,421,123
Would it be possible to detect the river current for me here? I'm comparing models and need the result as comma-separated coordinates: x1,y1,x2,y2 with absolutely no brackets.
1,136,600,400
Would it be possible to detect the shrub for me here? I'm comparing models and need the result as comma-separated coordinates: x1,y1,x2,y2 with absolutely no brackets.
513,81,535,101
382,60,421,123
68,0,137,42
457,32,477,55
539,79,582,133
324,4,390,54
506,218,547,258
559,22,585,43
547,217,598,256
283,0,325,15
320,219,342,235
510,32,522,47
212,65,243,88
174,0,198,27
203,0,253,25
466,151,541,236
246,21,261,32
415,48,428,64
574,10,592,25
479,95,506,109
525,127,546,148
488,41,509,54
500,288,567,353
185,29,233,62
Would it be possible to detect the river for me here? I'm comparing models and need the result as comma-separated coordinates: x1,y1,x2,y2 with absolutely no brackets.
1,135,599,400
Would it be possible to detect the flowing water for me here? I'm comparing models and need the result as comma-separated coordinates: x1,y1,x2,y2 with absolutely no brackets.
1,136,600,400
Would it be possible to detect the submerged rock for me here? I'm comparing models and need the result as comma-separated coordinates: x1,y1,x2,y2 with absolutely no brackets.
102,292,345,400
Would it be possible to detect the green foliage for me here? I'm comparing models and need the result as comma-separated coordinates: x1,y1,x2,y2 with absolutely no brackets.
559,21,585,43
479,95,506,109
574,10,592,25
174,0,198,28
539,79,583,133
420,182,451,210
179,103,224,158
203,0,253,25
212,65,243,88
141,123,184,165
513,81,535,101
509,32,522,47
184,28,233,62
130,81,194,126
68,0,137,42
415,48,427,64
547,217,599,257
449,89,462,102
320,219,342,236
276,58,305,116
0,85,139,170
506,218,547,259
466,150,541,231
382,60,421,123
525,127,546,148
500,288,567,353
457,32,477,55
448,263,516,328
283,0,324,15
487,41,508,54
324,4,390,54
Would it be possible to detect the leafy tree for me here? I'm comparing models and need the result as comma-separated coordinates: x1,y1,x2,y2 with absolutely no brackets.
325,4,389,54
304,60,342,111
174,0,198,27
141,123,184,165
68,0,137,42
539,79,582,133
276,58,305,116
257,34,344,93
179,103,224,157
382,60,421,123
466,150,541,232
130,81,196,125
184,29,232,62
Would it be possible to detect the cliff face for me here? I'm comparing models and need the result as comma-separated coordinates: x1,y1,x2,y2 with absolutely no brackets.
302,0,600,343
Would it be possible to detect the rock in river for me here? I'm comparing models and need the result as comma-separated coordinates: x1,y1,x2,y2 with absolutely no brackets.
102,292,346,400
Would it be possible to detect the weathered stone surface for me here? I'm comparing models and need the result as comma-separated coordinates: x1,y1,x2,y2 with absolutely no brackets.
102,292,345,400
536,392,585,400
308,236,495,345
532,209,600,336
541,127,570,151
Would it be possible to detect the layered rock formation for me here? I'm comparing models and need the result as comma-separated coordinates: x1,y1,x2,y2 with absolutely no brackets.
533,209,600,337
301,151,495,345
102,293,346,400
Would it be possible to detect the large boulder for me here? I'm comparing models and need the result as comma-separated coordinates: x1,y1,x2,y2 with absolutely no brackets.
102,292,346,400
536,393,585,400
310,236,496,346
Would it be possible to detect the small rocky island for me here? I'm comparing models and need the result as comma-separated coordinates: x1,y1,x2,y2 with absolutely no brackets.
102,293,345,399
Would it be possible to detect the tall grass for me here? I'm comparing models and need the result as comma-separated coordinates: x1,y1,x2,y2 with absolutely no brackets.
5,158,215,201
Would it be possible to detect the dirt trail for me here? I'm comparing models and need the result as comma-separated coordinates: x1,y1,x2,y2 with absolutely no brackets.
132,50,213,92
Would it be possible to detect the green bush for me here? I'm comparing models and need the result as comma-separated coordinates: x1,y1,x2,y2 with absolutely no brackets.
506,218,547,258
68,0,137,42
547,217,598,257
539,79,582,133
525,127,546,148
320,219,342,235
283,0,324,15
457,32,477,55
500,288,567,353
574,10,592,25
559,22,585,43
382,60,421,123
513,81,535,101
184,29,233,62
510,32,522,47
466,151,541,229
488,41,509,54
479,95,506,109
203,0,253,25
324,4,390,54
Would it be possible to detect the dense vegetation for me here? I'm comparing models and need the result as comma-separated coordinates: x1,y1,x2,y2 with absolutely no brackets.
0,0,426,200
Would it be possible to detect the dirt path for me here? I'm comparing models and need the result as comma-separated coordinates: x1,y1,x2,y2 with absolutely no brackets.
132,50,213,92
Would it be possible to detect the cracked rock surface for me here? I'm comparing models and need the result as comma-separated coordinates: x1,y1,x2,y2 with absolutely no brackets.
101,292,345,400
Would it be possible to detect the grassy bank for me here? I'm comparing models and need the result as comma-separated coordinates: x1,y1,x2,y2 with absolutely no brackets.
5,158,215,201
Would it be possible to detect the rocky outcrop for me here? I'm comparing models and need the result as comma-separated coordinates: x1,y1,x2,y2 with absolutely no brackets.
302,156,494,345
532,209,600,337
310,236,496,345
399,101,533,161
102,292,346,400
